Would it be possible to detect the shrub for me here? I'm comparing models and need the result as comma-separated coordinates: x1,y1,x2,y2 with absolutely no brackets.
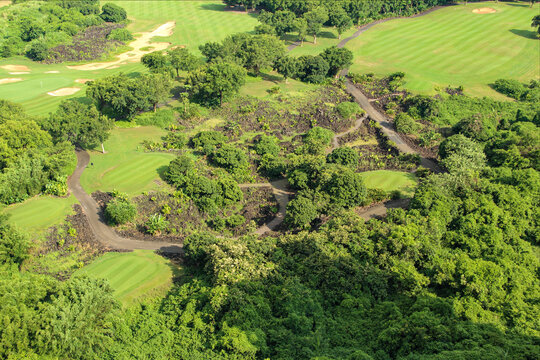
258,154,286,178
191,131,228,154
211,145,249,172
336,101,363,119
107,28,133,42
105,198,136,225
100,3,127,23
285,195,318,229
492,79,525,100
26,42,49,61
327,147,359,168
322,167,367,208
302,127,334,154
394,113,420,134
166,155,194,187
254,135,280,156
145,214,169,235
163,132,187,149
226,214,245,228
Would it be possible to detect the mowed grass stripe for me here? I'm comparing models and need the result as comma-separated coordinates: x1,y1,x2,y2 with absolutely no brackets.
347,2,540,97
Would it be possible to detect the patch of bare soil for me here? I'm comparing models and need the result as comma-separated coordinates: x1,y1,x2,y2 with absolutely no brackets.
67,21,175,71
47,87,81,96
75,78,94,84
1,64,30,72
30,204,108,280
0,78,22,84
9,71,29,74
472,8,496,14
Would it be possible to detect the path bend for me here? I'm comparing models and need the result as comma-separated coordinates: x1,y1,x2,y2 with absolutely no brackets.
68,150,183,253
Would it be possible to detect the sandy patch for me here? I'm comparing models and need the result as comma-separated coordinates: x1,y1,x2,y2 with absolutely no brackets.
0,78,22,85
1,65,31,72
45,71,60,74
472,8,496,14
107,65,120,69
67,21,176,71
0,0,11,7
9,72,29,75
47,87,81,96
75,79,94,84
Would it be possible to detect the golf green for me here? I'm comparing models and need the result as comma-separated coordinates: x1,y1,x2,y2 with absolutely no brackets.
346,2,540,98
359,170,418,197
77,250,180,305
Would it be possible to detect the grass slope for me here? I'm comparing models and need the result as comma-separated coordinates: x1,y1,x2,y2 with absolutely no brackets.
77,250,179,305
347,2,540,98
112,0,258,54
2,195,77,235
360,170,417,197
80,126,175,196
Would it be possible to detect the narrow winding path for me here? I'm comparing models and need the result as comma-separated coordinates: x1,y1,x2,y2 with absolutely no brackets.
68,150,183,253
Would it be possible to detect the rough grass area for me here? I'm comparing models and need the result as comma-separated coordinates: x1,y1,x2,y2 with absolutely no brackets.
359,170,418,197
288,26,357,56
2,195,77,235
112,0,258,54
80,126,175,196
240,72,318,98
347,2,540,98
76,250,180,305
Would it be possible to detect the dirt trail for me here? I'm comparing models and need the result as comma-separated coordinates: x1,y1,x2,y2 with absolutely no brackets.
68,150,182,253
67,22,175,71
356,198,411,220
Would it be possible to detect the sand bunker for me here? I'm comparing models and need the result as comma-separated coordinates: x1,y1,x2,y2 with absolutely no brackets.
9,72,29,75
75,79,94,84
1,65,31,72
67,22,176,71
45,71,60,74
472,8,496,14
0,78,22,85
47,87,81,96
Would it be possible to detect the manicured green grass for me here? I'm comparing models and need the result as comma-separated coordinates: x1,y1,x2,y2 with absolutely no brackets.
240,71,318,98
77,250,180,305
288,26,357,57
359,170,418,197
346,2,540,98
80,126,175,196
2,195,77,235
112,0,258,54
0,56,145,115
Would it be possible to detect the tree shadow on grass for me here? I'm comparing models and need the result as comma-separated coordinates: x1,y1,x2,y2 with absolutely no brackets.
199,3,258,19
157,165,169,182
259,72,283,83
509,29,538,40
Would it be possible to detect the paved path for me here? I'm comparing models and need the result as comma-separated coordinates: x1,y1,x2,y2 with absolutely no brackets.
356,198,411,220
68,150,183,253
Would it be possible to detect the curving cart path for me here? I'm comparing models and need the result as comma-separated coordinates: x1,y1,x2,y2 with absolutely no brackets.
68,150,183,253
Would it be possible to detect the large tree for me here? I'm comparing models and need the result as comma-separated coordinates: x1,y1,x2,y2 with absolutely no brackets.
187,62,247,106
321,46,354,77
168,47,201,77
44,100,113,151
304,6,328,44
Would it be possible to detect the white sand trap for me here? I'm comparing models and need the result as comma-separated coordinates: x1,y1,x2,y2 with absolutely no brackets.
472,8,496,14
45,71,60,74
67,22,176,71
47,87,81,96
9,72,29,75
75,79,93,84
0,78,22,85
1,65,31,72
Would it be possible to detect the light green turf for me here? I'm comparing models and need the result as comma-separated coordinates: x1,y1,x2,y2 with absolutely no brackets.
360,170,418,197
80,126,175,196
2,195,77,235
77,250,180,305
112,0,258,54
240,71,318,98
346,2,540,98
0,56,145,116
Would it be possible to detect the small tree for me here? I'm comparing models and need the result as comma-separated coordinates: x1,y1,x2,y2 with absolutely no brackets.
285,195,318,229
187,62,247,106
304,7,329,44
100,3,127,23
293,17,308,46
141,51,169,73
274,56,298,83
321,46,353,77
327,147,359,169
168,48,200,77
395,113,420,134
329,7,353,39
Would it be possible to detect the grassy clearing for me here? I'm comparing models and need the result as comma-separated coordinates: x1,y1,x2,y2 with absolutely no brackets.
288,26,357,57
112,0,258,54
360,170,418,197
2,195,77,235
80,126,175,196
240,72,318,98
77,250,180,305
346,2,540,98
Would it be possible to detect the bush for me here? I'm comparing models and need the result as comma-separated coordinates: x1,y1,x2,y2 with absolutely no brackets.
26,42,49,61
336,101,363,119
163,132,187,149
327,147,359,168
394,113,420,134
285,195,318,229
254,135,280,156
492,79,525,100
105,198,136,225
226,214,245,228
322,167,367,208
107,28,133,42
191,131,228,154
145,214,169,235
258,154,286,178
100,3,127,23
302,127,334,154
211,145,249,172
